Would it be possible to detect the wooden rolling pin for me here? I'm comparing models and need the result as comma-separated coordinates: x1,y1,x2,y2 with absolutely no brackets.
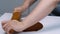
9,11,43,34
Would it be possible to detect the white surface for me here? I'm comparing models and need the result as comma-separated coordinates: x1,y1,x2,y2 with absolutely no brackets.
0,13,60,34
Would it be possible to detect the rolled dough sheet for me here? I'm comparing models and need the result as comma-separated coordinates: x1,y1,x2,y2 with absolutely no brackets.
0,13,60,34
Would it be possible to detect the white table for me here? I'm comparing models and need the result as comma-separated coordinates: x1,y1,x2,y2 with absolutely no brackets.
0,13,60,34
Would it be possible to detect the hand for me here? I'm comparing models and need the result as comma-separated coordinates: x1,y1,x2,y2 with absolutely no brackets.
2,20,24,34
14,5,27,13
14,6,24,12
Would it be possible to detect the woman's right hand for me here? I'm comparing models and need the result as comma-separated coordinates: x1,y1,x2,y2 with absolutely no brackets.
2,20,26,34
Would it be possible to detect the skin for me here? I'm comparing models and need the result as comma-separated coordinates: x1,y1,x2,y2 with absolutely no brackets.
2,0,37,34
2,0,59,34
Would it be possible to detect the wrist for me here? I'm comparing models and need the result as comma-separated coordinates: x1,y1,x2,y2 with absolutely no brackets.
18,22,27,32
22,4,29,10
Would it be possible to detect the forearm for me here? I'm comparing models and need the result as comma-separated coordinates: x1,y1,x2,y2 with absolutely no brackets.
22,0,37,9
21,0,59,30
14,0,37,13
12,0,37,21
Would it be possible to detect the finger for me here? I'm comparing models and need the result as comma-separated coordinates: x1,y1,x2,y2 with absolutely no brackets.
3,22,11,31
3,23,10,31
2,21,7,26
5,26,14,34
1,20,9,26
6,25,13,33
2,23,8,31
4,25,10,32
2,20,10,29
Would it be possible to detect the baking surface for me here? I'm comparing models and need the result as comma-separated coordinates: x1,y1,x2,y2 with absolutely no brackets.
0,13,60,34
